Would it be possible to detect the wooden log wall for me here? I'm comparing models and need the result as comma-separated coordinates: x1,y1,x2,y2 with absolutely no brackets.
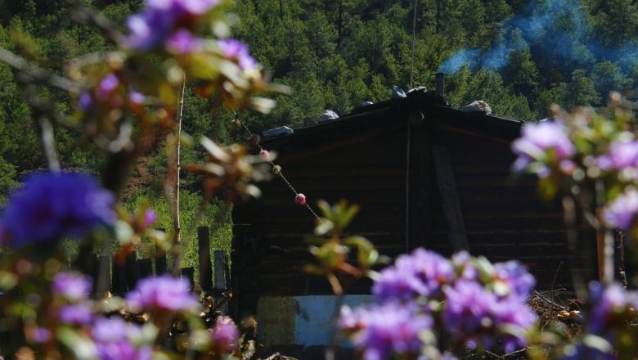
438,128,597,289
232,96,601,316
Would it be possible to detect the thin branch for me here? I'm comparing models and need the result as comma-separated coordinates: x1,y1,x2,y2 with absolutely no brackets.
68,0,127,47
37,117,61,172
532,290,567,311
0,47,80,93
170,75,186,276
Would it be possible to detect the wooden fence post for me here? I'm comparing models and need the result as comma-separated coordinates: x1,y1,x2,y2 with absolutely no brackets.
93,255,111,297
214,250,227,290
198,226,213,293
181,267,195,291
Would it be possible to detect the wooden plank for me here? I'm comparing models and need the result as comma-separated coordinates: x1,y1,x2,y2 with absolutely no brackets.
214,250,228,290
93,255,111,297
198,226,213,293
408,112,433,250
432,144,470,252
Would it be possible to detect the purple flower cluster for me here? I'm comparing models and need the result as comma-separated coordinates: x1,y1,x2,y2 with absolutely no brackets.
443,280,537,352
211,317,239,354
603,188,638,230
53,272,92,302
343,249,538,357
587,282,638,338
596,140,638,177
340,302,432,360
0,173,116,248
218,39,257,70
511,121,575,178
92,317,152,360
126,275,200,312
126,0,219,51
372,248,454,301
80,73,148,113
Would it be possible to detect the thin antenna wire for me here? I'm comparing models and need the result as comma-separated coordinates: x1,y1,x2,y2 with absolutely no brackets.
409,0,418,88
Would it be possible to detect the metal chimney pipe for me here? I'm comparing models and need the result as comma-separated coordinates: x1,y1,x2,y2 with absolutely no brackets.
436,72,445,98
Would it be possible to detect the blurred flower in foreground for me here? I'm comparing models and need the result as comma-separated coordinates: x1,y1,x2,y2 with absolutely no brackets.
210,317,239,354
603,187,638,230
53,272,92,302
512,120,575,178
372,248,454,301
126,0,220,51
187,137,270,203
59,304,93,325
92,317,153,360
342,248,537,357
0,173,116,248
218,39,257,70
126,275,199,313
596,140,638,179
587,282,638,338
340,301,432,360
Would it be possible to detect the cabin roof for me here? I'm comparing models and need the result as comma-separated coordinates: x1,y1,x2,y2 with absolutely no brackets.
261,92,525,150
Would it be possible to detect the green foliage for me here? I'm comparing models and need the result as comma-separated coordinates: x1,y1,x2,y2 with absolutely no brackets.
123,190,232,271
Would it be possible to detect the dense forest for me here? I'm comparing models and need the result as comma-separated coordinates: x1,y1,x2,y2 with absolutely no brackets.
1,0,638,212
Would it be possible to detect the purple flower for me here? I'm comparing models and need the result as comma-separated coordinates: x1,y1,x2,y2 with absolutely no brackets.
442,280,536,352
169,0,219,15
451,251,479,281
603,188,638,230
493,260,536,300
127,9,173,50
596,140,638,174
92,317,152,360
166,29,203,54
59,304,93,325
142,209,156,229
53,272,92,302
512,121,575,178
0,173,116,248
588,282,638,337
339,302,432,360
211,318,239,354
129,91,145,105
126,275,199,312
372,248,454,301
218,39,258,70
79,92,93,111
126,0,219,50
96,74,120,101
29,327,52,343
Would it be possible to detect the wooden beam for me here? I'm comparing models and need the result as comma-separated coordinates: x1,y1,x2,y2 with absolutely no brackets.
432,144,470,252
408,112,433,250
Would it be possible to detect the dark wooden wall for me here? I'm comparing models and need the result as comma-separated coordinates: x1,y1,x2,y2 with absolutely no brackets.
231,99,597,317
437,127,596,289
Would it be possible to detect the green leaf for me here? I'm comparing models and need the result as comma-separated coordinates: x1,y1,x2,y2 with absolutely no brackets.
314,218,334,236
57,327,98,360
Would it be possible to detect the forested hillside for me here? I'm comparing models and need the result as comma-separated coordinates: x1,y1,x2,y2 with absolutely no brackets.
1,0,638,193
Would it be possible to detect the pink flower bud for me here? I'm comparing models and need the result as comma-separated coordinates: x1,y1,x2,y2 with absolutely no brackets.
295,193,306,205
259,149,270,161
